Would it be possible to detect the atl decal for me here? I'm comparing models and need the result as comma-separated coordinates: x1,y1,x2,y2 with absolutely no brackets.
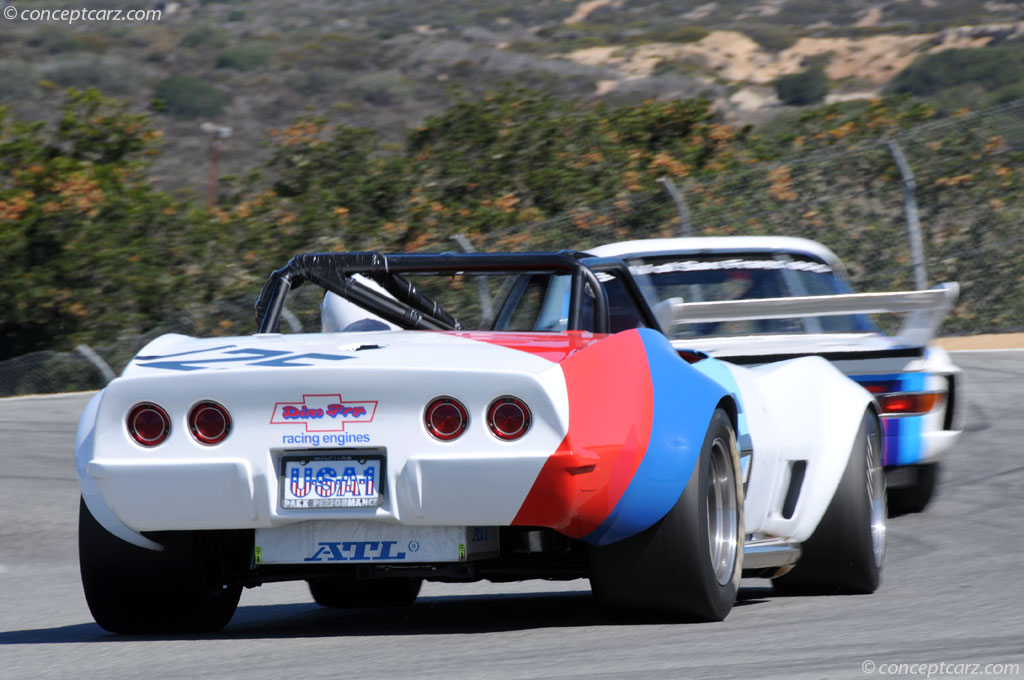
271,394,377,432
304,541,407,562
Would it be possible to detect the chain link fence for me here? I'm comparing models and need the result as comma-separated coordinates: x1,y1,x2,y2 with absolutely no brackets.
473,99,1024,335
0,324,197,398
3,100,1023,397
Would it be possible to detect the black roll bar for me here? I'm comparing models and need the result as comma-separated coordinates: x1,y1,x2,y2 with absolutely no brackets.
254,251,610,334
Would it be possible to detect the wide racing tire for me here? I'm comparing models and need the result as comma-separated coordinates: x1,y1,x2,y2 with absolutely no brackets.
588,408,744,622
308,576,422,608
888,462,939,515
773,410,886,595
79,497,244,634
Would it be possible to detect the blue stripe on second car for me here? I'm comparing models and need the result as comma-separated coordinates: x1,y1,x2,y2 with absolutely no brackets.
583,329,729,546
853,372,926,466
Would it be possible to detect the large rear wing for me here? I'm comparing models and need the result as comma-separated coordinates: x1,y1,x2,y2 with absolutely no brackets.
656,282,960,348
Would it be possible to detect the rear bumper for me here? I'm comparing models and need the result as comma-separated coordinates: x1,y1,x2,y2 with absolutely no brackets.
882,424,961,467
87,450,552,533
89,459,261,531
919,428,961,463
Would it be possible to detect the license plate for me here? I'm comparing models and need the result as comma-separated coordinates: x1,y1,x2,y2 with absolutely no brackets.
280,452,383,509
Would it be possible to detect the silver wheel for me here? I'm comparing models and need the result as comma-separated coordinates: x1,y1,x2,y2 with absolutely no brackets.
866,423,887,570
589,408,743,621
707,437,740,586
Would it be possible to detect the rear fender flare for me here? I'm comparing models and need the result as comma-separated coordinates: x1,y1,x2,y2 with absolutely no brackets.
581,329,731,546
750,357,877,542
76,390,162,551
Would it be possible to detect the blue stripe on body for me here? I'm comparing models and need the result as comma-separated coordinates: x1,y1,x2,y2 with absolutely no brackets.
583,330,729,546
851,373,926,466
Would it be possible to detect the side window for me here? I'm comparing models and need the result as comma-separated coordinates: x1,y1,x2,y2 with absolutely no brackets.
505,276,548,331
493,274,571,331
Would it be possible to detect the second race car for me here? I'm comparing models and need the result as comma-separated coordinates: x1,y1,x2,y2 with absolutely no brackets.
589,236,963,513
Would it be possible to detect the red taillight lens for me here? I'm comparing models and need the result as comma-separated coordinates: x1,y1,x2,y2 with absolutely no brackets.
425,397,468,441
127,403,170,447
877,392,944,416
189,401,231,445
487,397,531,441
860,381,900,395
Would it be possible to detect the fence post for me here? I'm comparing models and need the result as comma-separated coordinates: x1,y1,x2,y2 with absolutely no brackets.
657,176,693,236
887,140,928,290
76,344,116,383
451,234,495,320
280,308,303,333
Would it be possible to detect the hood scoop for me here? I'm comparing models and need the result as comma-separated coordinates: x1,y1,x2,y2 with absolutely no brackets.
338,343,388,352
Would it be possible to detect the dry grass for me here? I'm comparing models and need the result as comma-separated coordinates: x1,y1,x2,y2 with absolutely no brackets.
935,333,1024,350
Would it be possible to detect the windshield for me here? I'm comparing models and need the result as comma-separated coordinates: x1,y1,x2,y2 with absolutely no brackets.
624,252,875,338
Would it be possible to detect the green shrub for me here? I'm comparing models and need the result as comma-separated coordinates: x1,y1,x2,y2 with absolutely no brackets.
180,26,229,49
746,25,799,52
774,66,829,106
450,60,476,79
26,27,84,54
217,44,274,71
989,80,1024,105
293,68,345,96
153,76,228,118
227,10,247,22
923,83,990,113
77,33,113,53
652,56,705,77
48,60,139,95
515,70,596,96
0,61,40,102
349,70,413,106
649,25,710,44
886,46,1024,97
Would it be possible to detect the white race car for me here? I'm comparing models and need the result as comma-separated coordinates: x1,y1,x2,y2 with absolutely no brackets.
589,236,964,513
76,250,885,633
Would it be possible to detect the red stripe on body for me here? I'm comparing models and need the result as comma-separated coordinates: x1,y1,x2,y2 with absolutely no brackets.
511,330,654,538
442,331,602,363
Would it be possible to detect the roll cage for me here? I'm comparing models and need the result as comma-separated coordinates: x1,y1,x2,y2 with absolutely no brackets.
254,251,661,335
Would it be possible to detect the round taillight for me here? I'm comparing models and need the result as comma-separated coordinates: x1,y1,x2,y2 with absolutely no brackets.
487,397,531,441
127,403,170,447
425,397,468,441
189,401,231,445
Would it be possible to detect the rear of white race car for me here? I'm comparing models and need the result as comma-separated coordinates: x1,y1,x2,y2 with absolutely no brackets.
75,330,579,632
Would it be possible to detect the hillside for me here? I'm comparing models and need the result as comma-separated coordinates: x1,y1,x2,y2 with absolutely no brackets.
1,0,1022,196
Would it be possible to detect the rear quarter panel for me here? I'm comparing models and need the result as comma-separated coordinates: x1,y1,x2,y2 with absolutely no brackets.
722,356,875,542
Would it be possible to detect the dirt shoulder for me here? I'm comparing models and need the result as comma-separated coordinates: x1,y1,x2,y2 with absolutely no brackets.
935,333,1024,350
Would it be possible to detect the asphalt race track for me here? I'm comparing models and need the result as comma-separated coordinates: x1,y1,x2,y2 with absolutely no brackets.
1,351,1022,680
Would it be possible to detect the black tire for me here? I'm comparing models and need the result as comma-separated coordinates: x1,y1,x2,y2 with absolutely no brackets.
773,411,886,595
888,462,939,515
79,497,244,634
308,576,422,608
588,408,744,622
